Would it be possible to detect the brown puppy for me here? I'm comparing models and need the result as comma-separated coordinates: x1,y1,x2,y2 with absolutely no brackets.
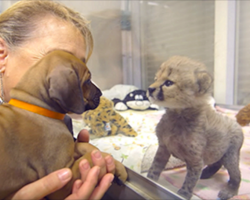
0,50,127,199
147,56,243,200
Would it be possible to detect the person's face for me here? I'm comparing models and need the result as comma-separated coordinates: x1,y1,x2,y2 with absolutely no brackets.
2,16,86,102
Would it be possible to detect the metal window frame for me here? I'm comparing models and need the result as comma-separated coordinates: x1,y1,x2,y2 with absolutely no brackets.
103,167,186,200
213,0,237,105
121,0,143,89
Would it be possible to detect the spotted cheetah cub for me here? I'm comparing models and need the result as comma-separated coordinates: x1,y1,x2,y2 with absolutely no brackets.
147,56,243,200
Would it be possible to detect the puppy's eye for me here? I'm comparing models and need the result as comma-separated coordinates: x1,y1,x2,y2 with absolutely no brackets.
164,80,174,87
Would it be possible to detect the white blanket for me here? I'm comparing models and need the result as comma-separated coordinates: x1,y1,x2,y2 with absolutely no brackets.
72,109,184,173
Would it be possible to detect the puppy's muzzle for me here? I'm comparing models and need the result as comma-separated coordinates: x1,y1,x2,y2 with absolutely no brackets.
84,82,102,111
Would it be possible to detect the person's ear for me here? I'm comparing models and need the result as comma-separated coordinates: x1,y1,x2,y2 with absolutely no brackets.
0,38,8,73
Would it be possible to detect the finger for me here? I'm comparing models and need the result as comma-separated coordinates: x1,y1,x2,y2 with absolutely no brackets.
72,180,83,194
77,129,90,142
91,150,106,178
105,155,115,174
11,168,72,200
65,166,100,200
88,173,114,200
79,159,91,182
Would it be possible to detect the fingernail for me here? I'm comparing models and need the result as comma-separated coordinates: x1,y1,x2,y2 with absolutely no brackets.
93,150,101,159
106,156,113,165
109,174,114,183
81,159,90,170
57,169,71,182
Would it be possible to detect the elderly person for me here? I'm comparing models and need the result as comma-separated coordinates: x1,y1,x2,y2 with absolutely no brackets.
0,0,120,199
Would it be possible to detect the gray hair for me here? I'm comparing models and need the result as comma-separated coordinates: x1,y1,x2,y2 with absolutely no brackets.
0,0,93,61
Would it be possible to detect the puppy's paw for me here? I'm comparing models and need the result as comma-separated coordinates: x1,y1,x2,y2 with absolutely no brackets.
76,149,128,184
177,188,192,200
98,151,127,183
113,159,128,183
218,186,238,200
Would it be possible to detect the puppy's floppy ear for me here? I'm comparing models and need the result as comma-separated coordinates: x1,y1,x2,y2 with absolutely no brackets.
48,66,85,114
195,70,213,95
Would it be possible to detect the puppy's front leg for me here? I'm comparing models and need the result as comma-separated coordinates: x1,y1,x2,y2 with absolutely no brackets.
47,157,83,199
147,144,170,181
177,161,203,200
74,142,99,159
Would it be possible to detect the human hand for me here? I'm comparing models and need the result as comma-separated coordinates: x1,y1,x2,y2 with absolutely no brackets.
10,160,114,200
76,129,127,183
76,128,90,143
9,168,72,200
75,129,116,179
69,128,117,199
66,159,114,200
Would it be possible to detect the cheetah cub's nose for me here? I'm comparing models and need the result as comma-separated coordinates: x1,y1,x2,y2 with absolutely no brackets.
148,87,156,96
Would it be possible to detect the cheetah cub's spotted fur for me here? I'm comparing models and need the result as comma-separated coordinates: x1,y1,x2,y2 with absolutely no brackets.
147,56,243,200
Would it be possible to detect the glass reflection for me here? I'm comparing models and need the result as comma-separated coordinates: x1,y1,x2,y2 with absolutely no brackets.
1,1,250,199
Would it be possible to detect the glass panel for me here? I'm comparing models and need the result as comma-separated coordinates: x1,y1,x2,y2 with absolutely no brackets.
4,1,246,200
62,1,124,90
139,0,215,89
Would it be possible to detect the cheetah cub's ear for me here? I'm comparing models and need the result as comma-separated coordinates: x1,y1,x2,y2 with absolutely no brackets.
194,69,213,95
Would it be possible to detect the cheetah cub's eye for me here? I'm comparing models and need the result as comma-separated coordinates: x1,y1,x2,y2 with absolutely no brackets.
164,80,174,87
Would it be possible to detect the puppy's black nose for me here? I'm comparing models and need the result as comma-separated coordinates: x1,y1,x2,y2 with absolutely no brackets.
148,87,156,96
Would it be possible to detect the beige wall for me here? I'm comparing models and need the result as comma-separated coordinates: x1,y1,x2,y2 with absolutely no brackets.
46,1,124,90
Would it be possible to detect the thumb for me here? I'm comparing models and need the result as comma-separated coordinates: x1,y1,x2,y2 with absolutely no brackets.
10,168,72,200
77,129,90,143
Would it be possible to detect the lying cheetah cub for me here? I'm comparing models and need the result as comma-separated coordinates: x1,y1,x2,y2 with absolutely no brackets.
147,56,243,200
